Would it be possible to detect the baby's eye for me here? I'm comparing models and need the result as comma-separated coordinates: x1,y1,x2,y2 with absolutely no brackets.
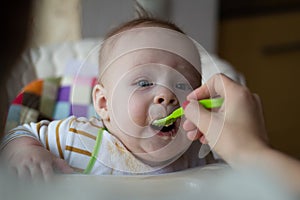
137,80,154,87
175,83,192,91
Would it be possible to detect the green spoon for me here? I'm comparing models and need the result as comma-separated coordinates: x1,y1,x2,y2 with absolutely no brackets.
152,98,224,127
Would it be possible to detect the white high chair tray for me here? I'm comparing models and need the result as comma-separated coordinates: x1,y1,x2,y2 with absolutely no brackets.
1,163,292,200
55,164,228,199
50,163,291,200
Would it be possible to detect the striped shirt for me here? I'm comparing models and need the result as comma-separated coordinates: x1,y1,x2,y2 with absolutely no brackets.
2,116,209,175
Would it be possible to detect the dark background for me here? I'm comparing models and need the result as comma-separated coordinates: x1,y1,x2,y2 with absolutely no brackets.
218,0,300,159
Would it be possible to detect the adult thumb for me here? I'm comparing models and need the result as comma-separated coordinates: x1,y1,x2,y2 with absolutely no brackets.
184,100,212,135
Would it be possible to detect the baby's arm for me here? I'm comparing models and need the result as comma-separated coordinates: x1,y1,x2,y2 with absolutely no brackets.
1,118,74,181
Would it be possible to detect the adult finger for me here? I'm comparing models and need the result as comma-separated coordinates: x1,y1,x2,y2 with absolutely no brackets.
183,99,212,135
253,93,268,142
183,119,203,140
187,74,239,101
186,129,202,141
183,119,197,131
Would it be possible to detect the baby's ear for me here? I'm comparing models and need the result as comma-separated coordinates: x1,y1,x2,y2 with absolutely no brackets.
92,84,109,121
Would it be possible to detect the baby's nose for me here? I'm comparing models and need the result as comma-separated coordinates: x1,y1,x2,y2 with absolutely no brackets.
153,88,178,106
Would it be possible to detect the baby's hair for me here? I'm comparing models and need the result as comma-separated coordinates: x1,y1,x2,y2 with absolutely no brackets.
107,0,184,37
105,17,185,39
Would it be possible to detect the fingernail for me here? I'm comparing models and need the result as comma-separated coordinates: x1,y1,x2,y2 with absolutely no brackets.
182,100,190,109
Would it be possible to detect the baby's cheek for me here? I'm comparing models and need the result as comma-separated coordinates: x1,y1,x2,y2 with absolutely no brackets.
128,100,148,126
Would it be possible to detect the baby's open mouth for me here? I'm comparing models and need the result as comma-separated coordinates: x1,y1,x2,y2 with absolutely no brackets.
150,122,175,132
150,119,179,139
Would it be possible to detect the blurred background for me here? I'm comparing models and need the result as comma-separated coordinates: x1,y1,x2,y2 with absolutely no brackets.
15,0,300,159
218,0,300,160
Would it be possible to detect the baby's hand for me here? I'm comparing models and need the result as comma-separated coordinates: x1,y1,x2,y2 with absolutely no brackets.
2,137,73,181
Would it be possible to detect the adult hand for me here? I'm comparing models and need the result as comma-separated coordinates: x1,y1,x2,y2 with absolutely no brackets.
183,73,268,166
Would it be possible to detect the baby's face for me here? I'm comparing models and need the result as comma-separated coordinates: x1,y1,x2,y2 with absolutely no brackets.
98,49,201,166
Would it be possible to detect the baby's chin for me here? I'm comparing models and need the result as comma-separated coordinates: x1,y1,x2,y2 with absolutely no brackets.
134,151,183,168
133,141,188,167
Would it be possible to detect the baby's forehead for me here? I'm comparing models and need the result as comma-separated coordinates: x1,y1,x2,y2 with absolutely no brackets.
99,27,201,79
116,49,193,67
104,49,201,86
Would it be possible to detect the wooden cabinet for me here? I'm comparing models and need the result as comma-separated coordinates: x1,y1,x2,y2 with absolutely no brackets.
218,11,300,158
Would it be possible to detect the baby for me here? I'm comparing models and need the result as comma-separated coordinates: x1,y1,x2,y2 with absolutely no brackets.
1,18,216,179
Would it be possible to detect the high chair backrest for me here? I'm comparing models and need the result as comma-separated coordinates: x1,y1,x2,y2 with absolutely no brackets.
5,76,98,134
